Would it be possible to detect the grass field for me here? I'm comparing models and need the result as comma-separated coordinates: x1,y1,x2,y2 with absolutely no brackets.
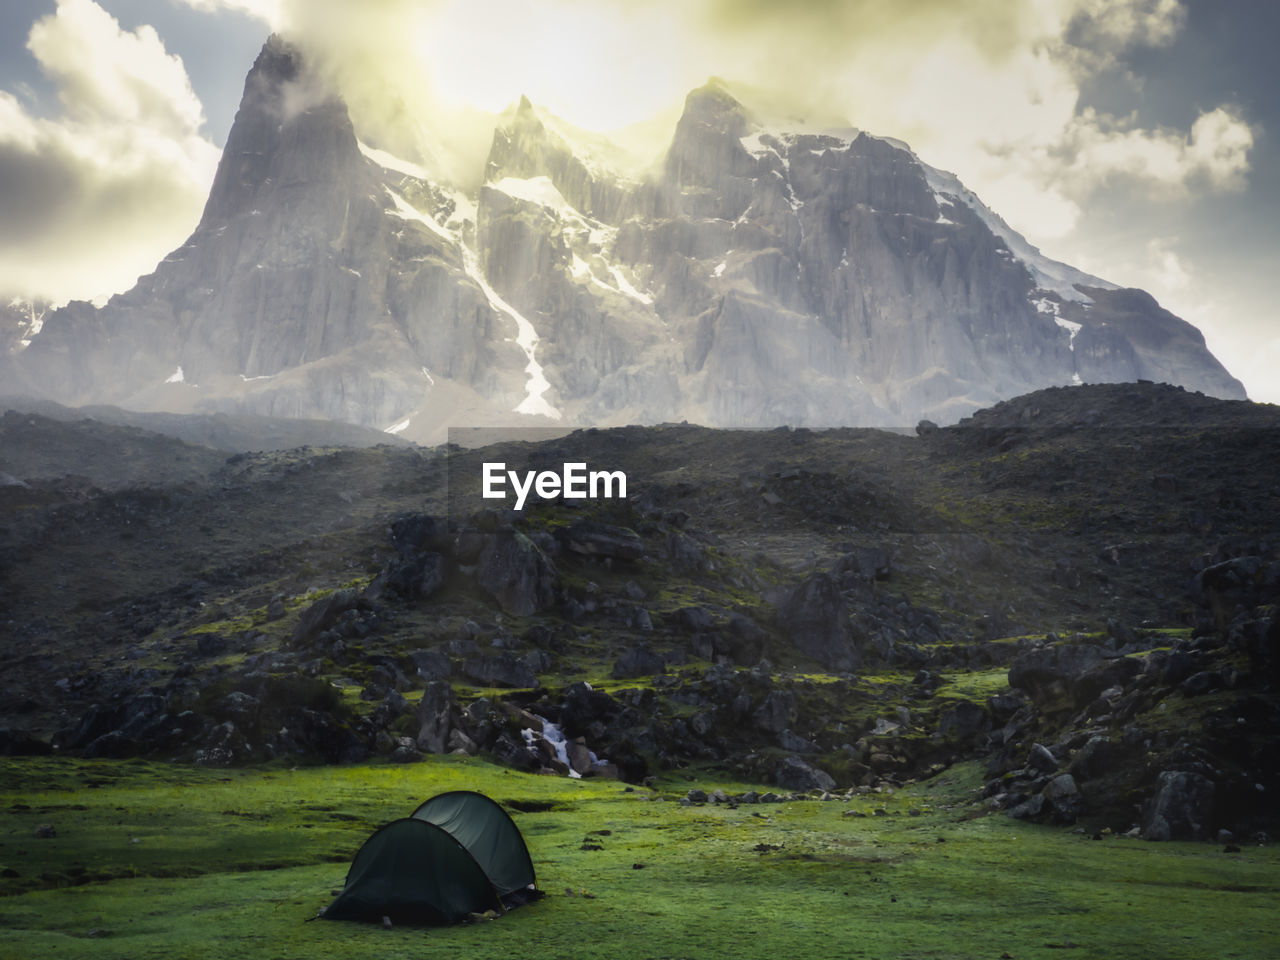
2,756,1276,960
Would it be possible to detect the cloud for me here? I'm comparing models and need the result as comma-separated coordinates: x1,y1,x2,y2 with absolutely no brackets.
2,0,1258,314
1065,0,1187,54
174,0,284,26
205,1,1250,218
0,0,220,304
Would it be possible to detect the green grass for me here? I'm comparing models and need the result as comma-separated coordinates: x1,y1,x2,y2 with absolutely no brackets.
935,668,1012,701
2,757,1276,959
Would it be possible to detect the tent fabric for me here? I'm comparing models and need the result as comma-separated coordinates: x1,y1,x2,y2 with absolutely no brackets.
411,791,536,897
322,791,536,925
322,818,502,924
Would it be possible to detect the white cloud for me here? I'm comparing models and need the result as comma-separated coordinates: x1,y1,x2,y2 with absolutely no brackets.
0,0,220,304
173,0,283,26
1067,0,1187,51
29,0,205,132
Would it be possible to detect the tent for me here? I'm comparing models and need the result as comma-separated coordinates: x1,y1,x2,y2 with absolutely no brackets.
322,791,537,924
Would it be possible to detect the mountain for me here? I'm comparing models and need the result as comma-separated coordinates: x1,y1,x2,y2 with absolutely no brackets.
2,381,1277,839
5,37,1246,441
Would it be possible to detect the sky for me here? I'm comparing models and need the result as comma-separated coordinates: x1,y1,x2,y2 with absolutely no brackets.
1,0,1276,403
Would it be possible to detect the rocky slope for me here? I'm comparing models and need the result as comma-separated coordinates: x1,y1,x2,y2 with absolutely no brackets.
5,38,1244,441
1,382,1276,842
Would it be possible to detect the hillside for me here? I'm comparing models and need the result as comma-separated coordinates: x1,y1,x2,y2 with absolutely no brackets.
1,381,1277,843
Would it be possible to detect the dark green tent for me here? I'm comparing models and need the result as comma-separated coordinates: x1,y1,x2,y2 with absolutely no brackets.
411,791,536,897
322,791,537,925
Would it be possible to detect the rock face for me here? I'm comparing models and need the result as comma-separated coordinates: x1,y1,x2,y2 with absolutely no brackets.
7,41,1246,438
1141,771,1216,841
775,573,861,671
474,530,558,616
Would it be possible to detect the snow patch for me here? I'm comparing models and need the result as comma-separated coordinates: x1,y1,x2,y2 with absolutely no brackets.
460,244,561,420
917,160,1117,302
14,301,45,349
571,253,652,305
384,418,411,435
384,188,455,243
1032,296,1059,316
421,366,435,385
714,261,726,277
607,263,652,304
445,190,477,228
1055,316,1083,347
490,175,574,214
357,140,431,181
165,367,185,384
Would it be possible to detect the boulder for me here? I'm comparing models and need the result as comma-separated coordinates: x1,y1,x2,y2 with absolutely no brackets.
214,691,261,725
565,739,595,776
292,588,361,645
389,742,423,763
1069,736,1116,781
664,531,707,571
0,729,52,756
475,529,558,615
1008,643,1108,703
194,721,250,767
612,646,666,679
560,682,620,734
385,551,446,600
775,756,836,793
557,520,644,561
415,681,453,754
53,703,125,752
461,653,539,688
390,514,450,556
753,690,798,735
1042,774,1082,823
1141,771,1216,841
408,649,451,681
830,546,892,584
775,572,860,670
491,732,539,771
673,606,715,633
1027,742,1059,773
1179,671,1222,697
1071,656,1141,708
195,633,229,657
936,700,990,742
778,729,815,753
82,730,140,759
448,728,477,755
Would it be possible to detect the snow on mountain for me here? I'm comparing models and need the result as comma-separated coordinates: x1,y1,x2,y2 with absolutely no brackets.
2,41,1245,439
915,159,1118,303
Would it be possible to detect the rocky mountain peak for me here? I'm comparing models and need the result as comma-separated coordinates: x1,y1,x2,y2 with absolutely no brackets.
198,37,360,232
664,80,757,195
484,96,627,222
3,40,1248,439
680,78,751,128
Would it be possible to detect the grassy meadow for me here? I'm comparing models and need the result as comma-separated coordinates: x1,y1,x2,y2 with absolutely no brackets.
1,756,1275,960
